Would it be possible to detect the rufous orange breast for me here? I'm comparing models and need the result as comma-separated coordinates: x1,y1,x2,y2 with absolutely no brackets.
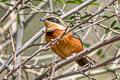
46,29,83,59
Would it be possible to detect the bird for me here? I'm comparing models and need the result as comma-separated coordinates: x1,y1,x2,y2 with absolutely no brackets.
40,15,90,66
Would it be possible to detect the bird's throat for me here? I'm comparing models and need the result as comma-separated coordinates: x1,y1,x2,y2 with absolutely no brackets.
44,21,65,32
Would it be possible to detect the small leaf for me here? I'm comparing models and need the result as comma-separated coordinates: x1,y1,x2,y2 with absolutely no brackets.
75,0,83,4
90,2,101,6
17,14,20,25
5,2,14,6
56,0,64,4
96,49,105,58
96,49,102,55
113,27,120,30
0,0,8,2
111,20,117,28
67,14,76,20
102,15,109,18
33,0,44,1
80,14,91,20
66,1,76,4
66,0,83,4
106,29,110,34
20,6,29,10
83,42,91,48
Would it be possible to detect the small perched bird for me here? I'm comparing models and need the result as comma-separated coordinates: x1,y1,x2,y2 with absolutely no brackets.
40,15,89,66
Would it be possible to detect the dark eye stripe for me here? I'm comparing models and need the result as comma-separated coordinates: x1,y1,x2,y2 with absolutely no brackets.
47,17,60,24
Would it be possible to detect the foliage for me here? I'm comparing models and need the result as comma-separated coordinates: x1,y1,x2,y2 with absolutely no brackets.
0,0,120,80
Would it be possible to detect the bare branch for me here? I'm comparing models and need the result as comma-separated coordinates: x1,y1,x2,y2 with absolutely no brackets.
60,0,96,19
0,0,98,74
0,29,45,74
0,0,23,24
35,34,120,80
8,28,16,67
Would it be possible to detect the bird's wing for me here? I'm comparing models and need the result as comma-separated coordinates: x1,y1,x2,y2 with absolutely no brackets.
71,33,83,43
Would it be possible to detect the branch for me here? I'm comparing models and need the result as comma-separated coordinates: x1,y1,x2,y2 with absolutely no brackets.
0,0,23,24
24,0,48,27
60,0,96,19
67,0,117,33
73,15,115,34
14,9,25,80
22,64,51,69
0,29,45,74
35,35,120,80
0,0,97,74
53,64,120,80
8,28,16,66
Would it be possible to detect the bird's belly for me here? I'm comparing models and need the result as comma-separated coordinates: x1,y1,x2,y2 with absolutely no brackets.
51,39,71,59
46,30,83,59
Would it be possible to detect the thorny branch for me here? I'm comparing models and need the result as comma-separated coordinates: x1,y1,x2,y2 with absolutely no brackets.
35,34,120,80
0,0,98,74
0,0,120,80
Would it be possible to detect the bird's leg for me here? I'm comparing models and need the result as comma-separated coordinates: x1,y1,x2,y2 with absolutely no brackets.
77,60,96,80
78,69,96,80
86,56,96,67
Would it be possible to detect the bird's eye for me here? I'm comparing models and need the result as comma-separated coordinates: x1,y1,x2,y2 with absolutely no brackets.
47,18,59,23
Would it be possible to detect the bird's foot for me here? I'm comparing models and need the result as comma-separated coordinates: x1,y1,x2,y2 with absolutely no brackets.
78,70,96,80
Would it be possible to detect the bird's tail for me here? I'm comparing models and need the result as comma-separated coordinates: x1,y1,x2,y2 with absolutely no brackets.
76,56,95,67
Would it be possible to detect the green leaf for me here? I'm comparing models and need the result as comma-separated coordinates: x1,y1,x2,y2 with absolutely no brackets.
102,15,109,18
113,27,120,30
17,14,20,25
66,1,77,4
97,49,105,58
4,2,13,6
111,20,117,28
67,14,76,20
75,0,83,4
20,6,29,10
80,14,91,20
106,29,110,34
0,0,13,6
83,42,91,48
66,0,83,4
0,0,8,2
96,49,102,55
33,0,44,1
90,2,101,6
56,0,64,4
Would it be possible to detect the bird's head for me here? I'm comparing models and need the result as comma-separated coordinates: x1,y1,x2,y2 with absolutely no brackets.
40,16,65,32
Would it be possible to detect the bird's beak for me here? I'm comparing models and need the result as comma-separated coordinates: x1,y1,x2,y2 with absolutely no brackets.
40,18,48,22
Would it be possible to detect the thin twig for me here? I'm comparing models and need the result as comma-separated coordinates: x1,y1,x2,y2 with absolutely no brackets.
0,0,97,74
67,0,117,33
0,29,45,74
8,28,16,67
73,15,115,34
0,0,23,24
35,34,120,80
22,64,51,69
